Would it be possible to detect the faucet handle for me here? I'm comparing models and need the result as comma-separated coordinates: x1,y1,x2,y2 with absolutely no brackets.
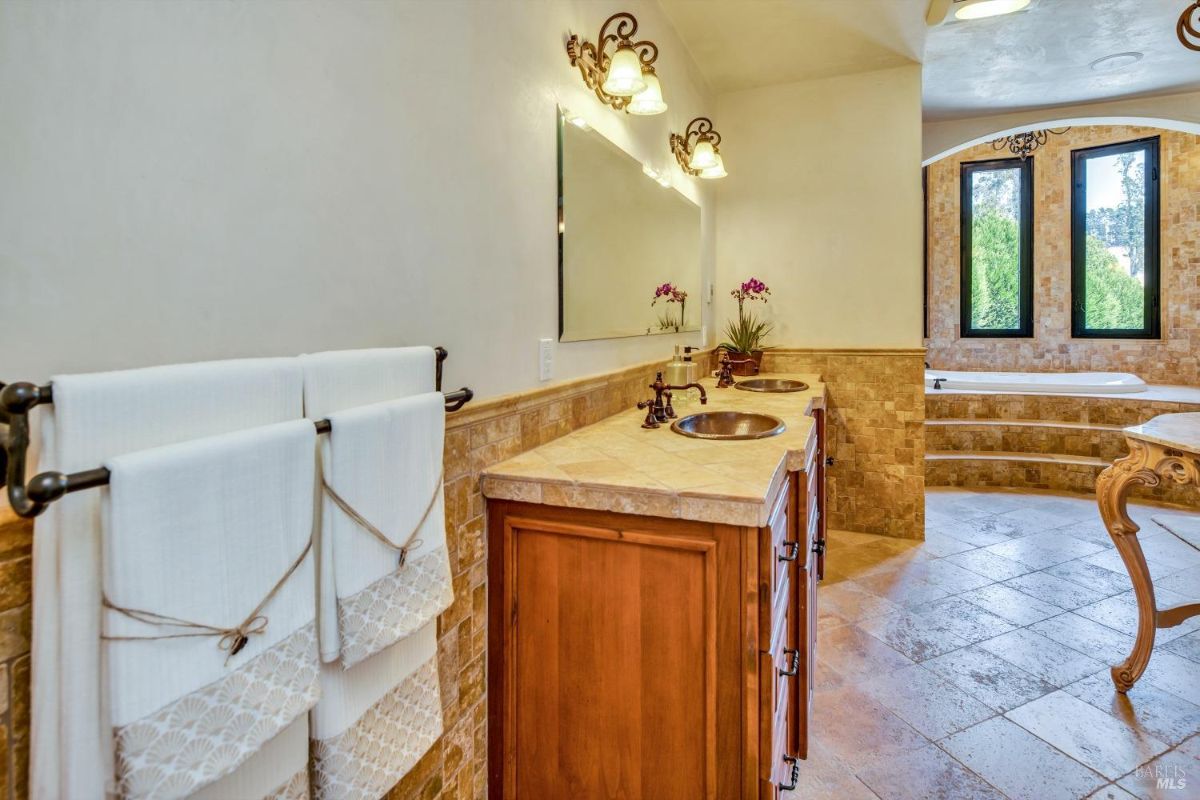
636,399,660,429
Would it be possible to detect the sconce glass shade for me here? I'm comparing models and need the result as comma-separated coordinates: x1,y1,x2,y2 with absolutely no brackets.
698,153,727,179
627,71,667,115
602,45,647,96
688,138,719,170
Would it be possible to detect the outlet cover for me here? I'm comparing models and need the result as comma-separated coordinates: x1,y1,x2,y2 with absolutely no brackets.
538,338,554,381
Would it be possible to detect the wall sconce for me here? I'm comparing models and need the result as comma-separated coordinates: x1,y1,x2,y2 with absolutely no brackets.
566,12,667,115
670,117,727,179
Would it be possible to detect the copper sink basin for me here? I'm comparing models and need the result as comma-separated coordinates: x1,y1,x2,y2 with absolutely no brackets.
670,411,786,440
734,378,809,393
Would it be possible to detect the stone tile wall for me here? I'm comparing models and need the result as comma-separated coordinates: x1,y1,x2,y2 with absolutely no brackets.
924,125,1200,385
762,349,926,540
0,511,30,800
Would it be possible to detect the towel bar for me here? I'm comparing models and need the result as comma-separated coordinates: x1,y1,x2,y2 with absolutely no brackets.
0,347,473,518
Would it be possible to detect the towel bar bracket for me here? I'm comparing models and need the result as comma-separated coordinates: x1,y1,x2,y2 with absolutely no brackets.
1,346,473,519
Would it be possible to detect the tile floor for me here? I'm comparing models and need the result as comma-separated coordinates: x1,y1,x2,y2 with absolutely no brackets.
794,488,1200,800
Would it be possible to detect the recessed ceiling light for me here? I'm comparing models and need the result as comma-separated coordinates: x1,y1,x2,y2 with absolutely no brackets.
1090,51,1144,72
954,0,1031,20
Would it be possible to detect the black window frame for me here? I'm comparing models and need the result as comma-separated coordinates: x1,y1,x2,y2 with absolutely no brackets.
1070,136,1161,340
959,157,1035,338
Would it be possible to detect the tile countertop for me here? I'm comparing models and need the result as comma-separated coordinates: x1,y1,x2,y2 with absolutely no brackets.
480,373,826,528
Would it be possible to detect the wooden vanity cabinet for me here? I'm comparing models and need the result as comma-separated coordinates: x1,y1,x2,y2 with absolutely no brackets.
486,413,825,800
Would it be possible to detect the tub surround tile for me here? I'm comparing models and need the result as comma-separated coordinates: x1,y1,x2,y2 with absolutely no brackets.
482,373,824,528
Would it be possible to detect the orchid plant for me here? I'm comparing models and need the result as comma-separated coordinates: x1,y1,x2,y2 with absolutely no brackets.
720,277,773,354
651,282,688,332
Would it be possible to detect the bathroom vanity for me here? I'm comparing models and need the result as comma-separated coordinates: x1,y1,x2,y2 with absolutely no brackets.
482,374,826,799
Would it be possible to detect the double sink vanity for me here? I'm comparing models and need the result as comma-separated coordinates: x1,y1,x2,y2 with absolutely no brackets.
482,371,827,799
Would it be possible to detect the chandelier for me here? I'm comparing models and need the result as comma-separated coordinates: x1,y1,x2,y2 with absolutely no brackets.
1181,1,1200,50
991,128,1071,159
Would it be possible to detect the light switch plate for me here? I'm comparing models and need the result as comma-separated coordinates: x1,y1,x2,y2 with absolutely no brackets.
539,338,554,381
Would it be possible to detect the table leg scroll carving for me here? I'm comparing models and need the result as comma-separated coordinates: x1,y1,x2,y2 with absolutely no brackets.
1096,438,1200,692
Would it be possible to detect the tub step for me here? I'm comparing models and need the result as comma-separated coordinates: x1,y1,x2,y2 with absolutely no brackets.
925,419,1124,432
926,450,1107,468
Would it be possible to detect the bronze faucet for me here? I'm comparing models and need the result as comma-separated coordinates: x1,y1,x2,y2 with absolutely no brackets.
715,355,736,388
637,372,708,429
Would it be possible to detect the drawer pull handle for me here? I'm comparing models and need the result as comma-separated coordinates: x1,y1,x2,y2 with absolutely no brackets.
812,540,826,556
825,456,834,467
778,541,800,562
779,648,800,678
779,754,800,791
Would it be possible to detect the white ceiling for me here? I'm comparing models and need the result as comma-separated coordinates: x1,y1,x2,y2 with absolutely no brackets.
923,0,1200,121
658,0,928,92
659,0,1200,121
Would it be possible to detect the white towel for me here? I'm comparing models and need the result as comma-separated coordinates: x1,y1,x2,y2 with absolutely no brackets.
317,393,452,666
300,347,436,419
191,717,310,800
102,420,319,799
309,622,443,800
31,358,303,800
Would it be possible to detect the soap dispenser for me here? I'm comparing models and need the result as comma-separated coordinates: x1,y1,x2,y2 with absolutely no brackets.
665,345,690,385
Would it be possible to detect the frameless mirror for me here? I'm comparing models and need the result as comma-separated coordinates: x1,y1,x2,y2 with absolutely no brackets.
558,107,701,342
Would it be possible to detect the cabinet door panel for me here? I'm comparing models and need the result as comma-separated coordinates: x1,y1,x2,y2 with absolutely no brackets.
508,519,717,800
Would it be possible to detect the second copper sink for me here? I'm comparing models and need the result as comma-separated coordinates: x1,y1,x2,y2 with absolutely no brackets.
670,411,786,440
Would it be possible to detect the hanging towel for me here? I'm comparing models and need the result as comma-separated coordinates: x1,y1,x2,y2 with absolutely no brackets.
190,717,310,800
317,393,452,666
102,419,319,799
300,346,436,420
31,358,303,800
309,622,442,800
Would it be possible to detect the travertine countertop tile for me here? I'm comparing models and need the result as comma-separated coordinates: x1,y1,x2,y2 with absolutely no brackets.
481,373,825,526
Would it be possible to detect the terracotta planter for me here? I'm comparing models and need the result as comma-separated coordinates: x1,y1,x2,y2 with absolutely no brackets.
722,349,762,376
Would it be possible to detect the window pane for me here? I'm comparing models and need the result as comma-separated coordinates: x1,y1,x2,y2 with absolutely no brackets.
1082,150,1146,331
969,167,1022,331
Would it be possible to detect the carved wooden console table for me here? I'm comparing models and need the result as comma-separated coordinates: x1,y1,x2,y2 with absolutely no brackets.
1096,412,1200,693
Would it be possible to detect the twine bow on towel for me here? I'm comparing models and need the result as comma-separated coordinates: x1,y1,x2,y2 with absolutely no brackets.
103,537,313,665
321,470,443,568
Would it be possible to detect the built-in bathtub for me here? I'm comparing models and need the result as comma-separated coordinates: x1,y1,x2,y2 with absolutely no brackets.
925,369,1147,394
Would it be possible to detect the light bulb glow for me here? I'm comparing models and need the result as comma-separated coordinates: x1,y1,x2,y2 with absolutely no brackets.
688,139,718,170
954,0,1031,20
627,71,667,115
601,45,647,97
698,153,726,180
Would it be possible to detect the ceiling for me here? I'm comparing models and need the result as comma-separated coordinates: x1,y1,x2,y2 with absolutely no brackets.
658,0,928,92
659,0,1200,121
923,0,1200,121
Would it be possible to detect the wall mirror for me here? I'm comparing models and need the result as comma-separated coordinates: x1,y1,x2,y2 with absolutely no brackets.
558,107,701,342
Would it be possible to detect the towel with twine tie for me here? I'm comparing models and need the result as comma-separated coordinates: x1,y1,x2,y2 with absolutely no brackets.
101,419,320,800
315,392,454,668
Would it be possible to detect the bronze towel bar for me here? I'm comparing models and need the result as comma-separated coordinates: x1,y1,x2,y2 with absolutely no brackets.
0,346,473,518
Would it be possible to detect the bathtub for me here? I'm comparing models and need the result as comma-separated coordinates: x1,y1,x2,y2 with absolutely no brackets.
924,369,1148,394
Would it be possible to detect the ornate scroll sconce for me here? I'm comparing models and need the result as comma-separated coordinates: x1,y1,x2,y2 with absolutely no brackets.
670,117,727,179
1180,2,1200,50
566,12,667,115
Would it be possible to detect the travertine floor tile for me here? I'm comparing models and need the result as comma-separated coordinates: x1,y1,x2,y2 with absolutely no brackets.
999,505,1084,534
1075,592,1200,644
1141,651,1200,707
818,623,915,680
923,559,996,592
924,644,1057,713
1044,559,1134,597
854,568,953,607
856,612,971,663
780,738,879,800
855,743,1005,800
934,514,1026,546
1086,784,1140,800
1156,564,1200,597
812,684,929,761
819,581,903,623
862,664,995,740
1116,744,1199,800
1161,629,1200,663
960,584,1064,626
1006,691,1170,780
978,629,1105,687
984,531,1107,570
945,549,1034,581
1138,534,1200,571
921,529,977,557
1027,612,1134,662
1081,549,1180,582
941,717,1108,800
908,596,1017,644
1002,570,1111,610
1064,670,1200,747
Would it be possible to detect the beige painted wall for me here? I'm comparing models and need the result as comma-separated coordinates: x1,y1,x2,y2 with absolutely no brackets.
0,0,714,397
714,65,925,349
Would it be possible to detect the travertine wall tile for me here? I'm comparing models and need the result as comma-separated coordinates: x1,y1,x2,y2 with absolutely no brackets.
762,349,926,540
925,126,1200,384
